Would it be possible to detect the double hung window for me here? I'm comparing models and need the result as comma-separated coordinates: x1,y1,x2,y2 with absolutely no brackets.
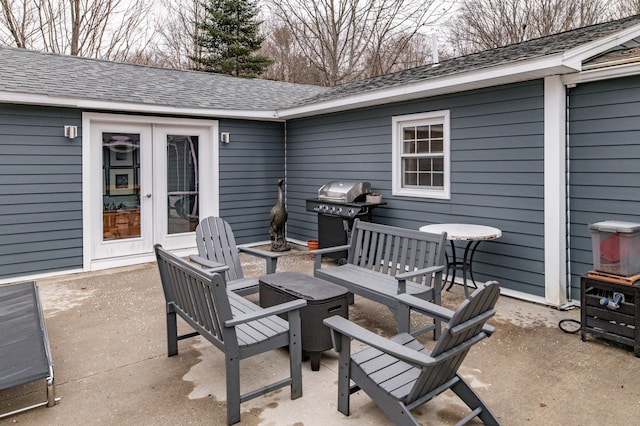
392,110,450,199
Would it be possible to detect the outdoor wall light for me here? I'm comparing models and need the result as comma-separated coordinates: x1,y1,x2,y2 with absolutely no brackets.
221,132,230,143
64,125,78,139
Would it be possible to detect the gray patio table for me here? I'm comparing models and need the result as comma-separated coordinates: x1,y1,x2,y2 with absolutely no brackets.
419,223,502,299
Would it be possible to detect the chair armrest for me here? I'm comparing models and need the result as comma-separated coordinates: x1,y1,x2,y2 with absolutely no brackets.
323,315,434,367
396,293,495,335
395,264,445,281
225,299,307,327
189,255,229,273
238,246,281,259
396,293,454,321
238,246,282,274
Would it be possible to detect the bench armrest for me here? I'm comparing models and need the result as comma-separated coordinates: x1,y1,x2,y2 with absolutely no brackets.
395,264,445,281
311,245,350,256
395,264,445,293
225,299,307,327
323,315,434,367
238,246,282,274
189,255,229,273
312,245,351,269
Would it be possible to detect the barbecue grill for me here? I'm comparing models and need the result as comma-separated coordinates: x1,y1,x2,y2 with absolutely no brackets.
306,181,383,262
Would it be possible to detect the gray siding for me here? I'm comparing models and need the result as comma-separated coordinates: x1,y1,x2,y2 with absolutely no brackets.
286,80,545,296
568,75,640,299
218,119,285,244
0,104,83,279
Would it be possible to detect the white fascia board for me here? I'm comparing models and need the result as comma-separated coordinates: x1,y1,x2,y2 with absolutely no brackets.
562,61,640,86
0,91,281,121
277,55,577,119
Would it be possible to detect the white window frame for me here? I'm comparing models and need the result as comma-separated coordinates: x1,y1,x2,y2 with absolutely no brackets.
392,110,451,200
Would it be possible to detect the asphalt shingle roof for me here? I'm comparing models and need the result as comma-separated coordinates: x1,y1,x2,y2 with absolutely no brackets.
0,48,326,111
1,15,639,113
296,14,640,107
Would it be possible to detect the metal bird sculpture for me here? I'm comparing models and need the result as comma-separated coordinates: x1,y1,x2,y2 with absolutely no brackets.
270,178,290,252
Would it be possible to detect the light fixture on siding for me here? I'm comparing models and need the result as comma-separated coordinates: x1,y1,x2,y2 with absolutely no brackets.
221,132,230,143
64,125,78,139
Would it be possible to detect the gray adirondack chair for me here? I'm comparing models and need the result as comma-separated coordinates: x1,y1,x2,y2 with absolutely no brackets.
191,216,282,296
155,244,306,425
323,282,501,426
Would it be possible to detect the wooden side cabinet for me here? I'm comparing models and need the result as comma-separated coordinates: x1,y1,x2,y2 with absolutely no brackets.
581,276,640,357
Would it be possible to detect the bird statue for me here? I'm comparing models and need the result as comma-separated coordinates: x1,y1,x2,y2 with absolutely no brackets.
270,178,290,252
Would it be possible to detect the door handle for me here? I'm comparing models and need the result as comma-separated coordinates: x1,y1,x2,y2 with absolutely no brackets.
145,193,152,198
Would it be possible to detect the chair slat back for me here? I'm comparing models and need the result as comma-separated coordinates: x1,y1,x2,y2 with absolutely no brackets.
155,244,234,349
348,219,446,285
407,282,500,403
195,216,244,281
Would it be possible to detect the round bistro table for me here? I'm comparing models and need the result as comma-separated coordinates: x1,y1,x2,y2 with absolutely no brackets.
419,223,502,299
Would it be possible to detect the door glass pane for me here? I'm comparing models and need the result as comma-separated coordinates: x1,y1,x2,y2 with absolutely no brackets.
167,135,199,234
102,133,141,240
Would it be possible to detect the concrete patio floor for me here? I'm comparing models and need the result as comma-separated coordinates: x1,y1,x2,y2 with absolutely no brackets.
2,245,640,425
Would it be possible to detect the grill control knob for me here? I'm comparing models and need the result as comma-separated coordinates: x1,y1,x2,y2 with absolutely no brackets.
348,208,355,216
337,207,342,215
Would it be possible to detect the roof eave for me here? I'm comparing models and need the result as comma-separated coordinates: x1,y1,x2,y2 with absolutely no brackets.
563,61,640,86
562,22,640,69
276,54,578,119
0,91,281,121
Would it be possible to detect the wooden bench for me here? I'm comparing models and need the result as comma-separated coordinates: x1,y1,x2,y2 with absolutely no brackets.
313,219,446,337
154,245,307,425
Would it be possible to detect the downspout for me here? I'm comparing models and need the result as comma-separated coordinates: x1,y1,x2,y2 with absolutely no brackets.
284,121,288,231
565,86,574,304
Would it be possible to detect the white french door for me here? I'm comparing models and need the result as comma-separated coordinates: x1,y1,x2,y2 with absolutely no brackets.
153,124,217,250
90,121,153,260
83,114,218,269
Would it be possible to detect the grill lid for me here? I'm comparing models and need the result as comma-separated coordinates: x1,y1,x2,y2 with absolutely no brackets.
318,181,371,203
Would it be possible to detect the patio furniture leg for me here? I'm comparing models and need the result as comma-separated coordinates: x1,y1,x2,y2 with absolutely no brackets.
226,356,241,425
336,332,352,416
450,374,500,426
46,376,56,407
445,240,457,291
288,310,303,398
167,309,178,356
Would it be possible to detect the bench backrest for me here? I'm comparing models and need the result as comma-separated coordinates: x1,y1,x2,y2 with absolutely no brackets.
155,244,234,352
348,219,447,285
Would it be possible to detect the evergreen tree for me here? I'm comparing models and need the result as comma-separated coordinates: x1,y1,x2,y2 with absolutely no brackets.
191,0,273,77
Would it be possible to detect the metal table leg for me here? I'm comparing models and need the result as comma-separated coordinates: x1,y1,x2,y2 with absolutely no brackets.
445,240,483,299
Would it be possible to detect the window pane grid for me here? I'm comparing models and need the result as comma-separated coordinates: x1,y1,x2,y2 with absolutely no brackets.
400,122,445,190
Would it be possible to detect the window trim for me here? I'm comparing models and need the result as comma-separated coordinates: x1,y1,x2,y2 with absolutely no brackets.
392,110,451,200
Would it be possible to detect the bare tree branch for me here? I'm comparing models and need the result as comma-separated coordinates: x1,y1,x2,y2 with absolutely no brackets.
446,0,613,56
0,0,154,61
0,0,39,48
268,0,450,86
